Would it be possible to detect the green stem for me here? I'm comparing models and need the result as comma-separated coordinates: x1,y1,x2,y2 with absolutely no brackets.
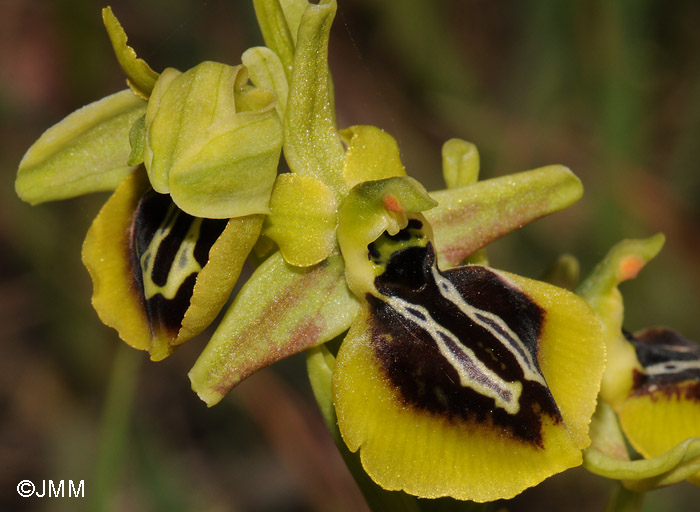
605,483,645,512
89,344,142,512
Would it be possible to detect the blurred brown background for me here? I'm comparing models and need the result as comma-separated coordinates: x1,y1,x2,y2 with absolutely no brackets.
1,0,699,510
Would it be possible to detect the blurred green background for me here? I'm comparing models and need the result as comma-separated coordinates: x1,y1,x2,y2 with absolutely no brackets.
1,0,699,510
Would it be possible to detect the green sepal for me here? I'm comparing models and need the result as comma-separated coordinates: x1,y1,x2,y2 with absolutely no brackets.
16,89,145,205
584,400,700,491
252,0,308,80
127,114,146,166
264,173,338,267
576,234,665,407
337,176,437,298
242,46,288,119
102,7,159,99
426,165,583,269
283,0,346,197
340,125,407,189
144,61,283,219
441,138,479,189
189,251,360,406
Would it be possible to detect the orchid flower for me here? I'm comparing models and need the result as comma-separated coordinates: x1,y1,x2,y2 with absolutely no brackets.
21,0,680,506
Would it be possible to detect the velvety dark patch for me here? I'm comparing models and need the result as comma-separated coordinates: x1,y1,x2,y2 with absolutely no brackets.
129,189,227,334
626,328,700,401
369,243,560,447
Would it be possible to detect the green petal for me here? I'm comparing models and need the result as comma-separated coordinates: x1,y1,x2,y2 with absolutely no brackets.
333,244,604,501
340,125,407,189
441,138,479,189
189,251,360,406
16,90,145,204
283,0,346,197
264,174,338,267
426,165,583,269
82,170,261,360
337,177,437,297
252,0,308,80
102,7,159,99
242,46,288,119
584,400,700,490
144,62,283,218
576,234,665,407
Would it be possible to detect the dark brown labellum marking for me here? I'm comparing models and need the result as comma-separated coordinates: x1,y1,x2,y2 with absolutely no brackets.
369,242,561,446
627,328,700,401
129,190,227,336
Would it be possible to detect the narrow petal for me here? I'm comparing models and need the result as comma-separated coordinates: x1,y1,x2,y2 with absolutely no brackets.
16,90,145,204
441,138,479,189
189,251,360,406
426,165,583,268
82,170,261,360
102,7,158,99
242,46,288,119
333,242,604,501
264,174,338,267
576,234,665,407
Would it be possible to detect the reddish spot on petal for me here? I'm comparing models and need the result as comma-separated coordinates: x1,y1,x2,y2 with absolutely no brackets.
383,194,403,212
619,256,645,281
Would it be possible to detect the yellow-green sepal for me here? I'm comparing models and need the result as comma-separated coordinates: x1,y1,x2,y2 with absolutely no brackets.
82,169,262,361
584,400,700,490
332,273,605,501
102,7,159,99
16,90,145,205
337,177,437,298
441,138,479,189
252,0,308,80
576,234,665,407
426,165,583,269
283,0,346,198
189,251,360,406
340,125,407,189
263,174,338,267
144,61,283,219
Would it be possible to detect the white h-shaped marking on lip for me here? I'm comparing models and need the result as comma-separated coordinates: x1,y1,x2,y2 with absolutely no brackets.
385,294,523,414
431,267,547,388
645,359,700,376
